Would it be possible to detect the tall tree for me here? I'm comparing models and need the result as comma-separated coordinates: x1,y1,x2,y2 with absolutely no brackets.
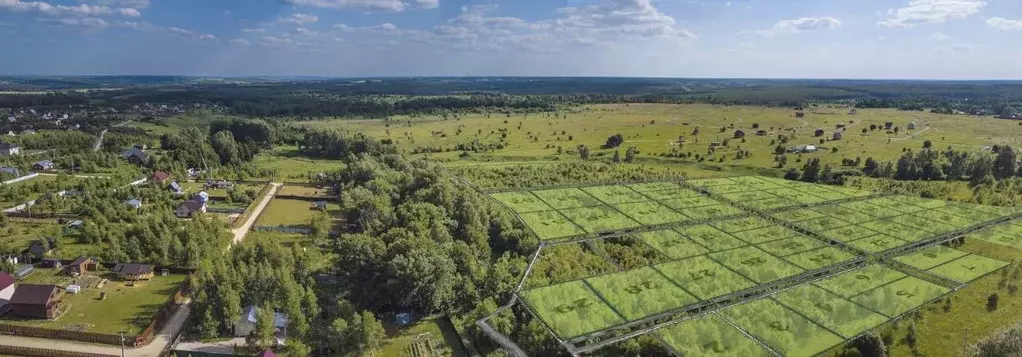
802,158,821,183
993,146,1017,180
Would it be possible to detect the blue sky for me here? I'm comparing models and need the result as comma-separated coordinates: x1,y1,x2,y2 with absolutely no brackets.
1,0,1021,78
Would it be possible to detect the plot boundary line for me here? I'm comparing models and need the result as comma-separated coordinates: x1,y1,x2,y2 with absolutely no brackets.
810,281,893,320
765,295,849,339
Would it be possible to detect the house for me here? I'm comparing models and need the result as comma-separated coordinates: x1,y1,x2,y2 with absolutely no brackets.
908,122,917,130
814,129,825,137
67,220,84,229
0,166,18,176
795,112,805,118
755,130,768,136
21,241,51,262
192,191,210,204
125,199,143,209
175,200,206,218
9,284,64,319
832,132,844,140
234,305,288,337
206,179,234,190
65,256,94,276
168,181,183,194
133,144,148,150
791,145,818,154
112,263,155,281
733,129,745,139
0,272,16,307
122,148,148,164
0,143,19,156
32,160,54,171
150,171,171,184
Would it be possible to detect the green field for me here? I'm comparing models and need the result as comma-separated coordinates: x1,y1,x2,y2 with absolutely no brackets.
519,280,625,339
585,267,699,321
251,146,346,181
518,210,584,240
849,276,950,318
771,209,827,222
710,217,774,234
846,234,909,253
795,216,853,232
559,205,642,233
710,247,805,284
612,201,689,225
773,284,888,338
531,188,602,209
928,254,1008,283
638,229,710,260
658,195,722,209
756,235,828,257
722,299,844,357
817,225,881,243
580,185,649,204
812,205,875,224
913,210,982,229
254,198,339,228
895,213,959,234
815,264,908,298
864,197,928,213
729,225,797,245
656,314,772,357
718,190,779,202
893,245,969,270
767,188,830,205
626,181,683,192
636,188,702,201
970,223,1022,250
655,256,756,300
677,224,749,252
742,196,799,210
783,247,856,270
489,191,552,213
860,218,934,242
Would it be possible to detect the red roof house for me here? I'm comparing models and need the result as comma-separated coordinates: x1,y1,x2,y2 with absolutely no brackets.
151,171,171,184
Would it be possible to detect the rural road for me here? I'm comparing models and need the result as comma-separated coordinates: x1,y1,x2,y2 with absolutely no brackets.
232,182,280,244
92,129,108,152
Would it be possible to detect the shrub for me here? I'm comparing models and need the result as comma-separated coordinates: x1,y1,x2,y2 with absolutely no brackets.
989,293,1000,311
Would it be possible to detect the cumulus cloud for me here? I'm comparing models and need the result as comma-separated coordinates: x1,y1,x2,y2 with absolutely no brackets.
44,16,109,28
280,13,319,25
550,0,695,39
230,38,250,46
754,16,841,36
242,27,266,33
878,0,986,28
0,0,140,17
284,0,437,12
84,0,149,8
987,17,1022,31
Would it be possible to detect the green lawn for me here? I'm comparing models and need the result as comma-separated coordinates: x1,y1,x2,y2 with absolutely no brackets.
928,254,1008,283
0,222,62,253
519,280,625,339
2,273,187,335
893,245,970,270
558,205,642,234
376,317,466,357
728,225,797,245
814,264,907,298
531,188,602,209
722,299,844,357
850,276,950,318
518,210,585,240
489,191,552,213
638,229,710,260
657,314,772,357
252,146,347,182
654,256,756,300
783,247,856,270
710,246,805,284
676,224,748,252
756,235,828,257
611,201,689,226
254,198,340,228
579,185,649,204
584,267,698,321
774,284,888,338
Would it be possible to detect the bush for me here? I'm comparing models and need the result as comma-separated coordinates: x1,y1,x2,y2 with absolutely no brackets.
989,293,1000,311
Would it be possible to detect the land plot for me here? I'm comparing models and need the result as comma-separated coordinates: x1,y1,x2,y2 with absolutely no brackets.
793,186,850,201
520,280,625,338
970,223,1022,250
560,206,642,233
850,276,950,318
767,188,829,205
655,256,756,300
957,202,1019,217
677,225,749,252
755,176,803,187
912,210,982,229
771,209,827,222
757,235,828,257
276,184,332,198
585,267,699,321
722,299,844,357
823,185,874,197
659,195,722,210
730,225,798,245
613,201,689,226
896,214,959,234
815,264,908,298
728,176,786,190
894,196,951,209
255,199,335,227
860,219,933,242
656,314,772,357
674,204,744,221
531,188,602,209
783,247,857,270
639,229,710,260
846,235,910,253
838,201,902,218
581,185,649,204
703,183,754,195
813,205,876,224
626,181,683,193
935,204,1002,222
774,285,888,338
864,197,928,213
519,210,585,240
796,216,853,232
710,217,774,233
710,246,805,284
893,245,969,270
818,225,882,243
687,178,737,187
928,254,1008,283
638,188,703,201
718,190,779,202
742,197,799,211
489,191,552,213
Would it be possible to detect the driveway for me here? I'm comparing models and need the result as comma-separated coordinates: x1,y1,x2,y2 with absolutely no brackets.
232,183,280,244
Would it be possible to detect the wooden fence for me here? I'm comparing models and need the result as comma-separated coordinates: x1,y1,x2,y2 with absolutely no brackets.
135,288,188,346
0,345,117,357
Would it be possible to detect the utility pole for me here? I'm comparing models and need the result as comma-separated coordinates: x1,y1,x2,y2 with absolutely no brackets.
119,330,126,357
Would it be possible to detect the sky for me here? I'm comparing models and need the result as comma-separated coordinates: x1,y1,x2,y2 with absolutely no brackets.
1,0,1021,78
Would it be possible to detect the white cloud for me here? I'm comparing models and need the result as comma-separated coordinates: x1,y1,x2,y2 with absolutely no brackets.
242,28,266,33
0,0,140,17
284,0,438,12
757,16,842,36
84,0,148,8
987,17,1022,31
546,0,695,39
936,43,979,52
230,38,250,46
44,16,109,28
928,32,950,41
280,13,319,25
878,0,986,28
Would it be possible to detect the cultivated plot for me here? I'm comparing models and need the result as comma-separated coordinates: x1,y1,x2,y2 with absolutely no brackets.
742,197,799,211
687,178,737,187
818,225,881,243
756,235,828,257
893,245,969,270
519,210,585,240
838,201,897,218
639,229,710,260
894,196,950,209
864,197,927,214
796,216,853,232
710,246,805,284
935,204,1002,222
613,201,690,226
783,247,857,270
581,185,649,205
896,214,959,234
813,205,875,224
703,183,754,195
850,276,950,318
519,281,625,339
729,176,787,190
729,225,798,245
860,219,933,242
815,264,908,298
677,224,749,252
560,205,642,234
928,254,1008,283
767,188,830,205
655,256,756,300
773,284,888,338
489,191,552,213
794,186,850,201
656,314,772,357
531,188,603,209
914,210,982,229
719,190,779,202
585,267,699,321
722,299,844,357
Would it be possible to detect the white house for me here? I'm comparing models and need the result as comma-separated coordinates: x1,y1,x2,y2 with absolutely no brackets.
0,143,19,156
234,305,288,337
0,272,16,307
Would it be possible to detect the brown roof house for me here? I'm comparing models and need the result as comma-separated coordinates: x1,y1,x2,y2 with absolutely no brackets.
65,256,95,276
112,263,155,281
151,171,171,184
9,284,65,319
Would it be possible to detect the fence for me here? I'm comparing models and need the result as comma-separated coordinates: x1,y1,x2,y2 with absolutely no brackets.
252,226,313,235
0,324,125,346
0,345,117,357
229,182,274,229
135,287,188,346
206,207,247,214
4,211,79,220
0,172,39,185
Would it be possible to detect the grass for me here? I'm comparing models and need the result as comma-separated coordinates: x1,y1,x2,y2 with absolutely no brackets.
756,235,828,257
252,146,346,182
518,210,584,240
722,298,845,357
860,218,933,242
254,198,339,228
584,267,699,321
558,205,642,234
795,216,853,232
710,246,805,284
579,185,649,204
3,273,187,335
709,217,774,234
728,225,797,245
818,225,883,243
893,245,970,270
846,234,910,253
656,314,772,357
814,264,908,298
519,280,625,339
638,229,710,260
783,247,856,270
489,191,552,213
658,195,723,210
771,209,827,222
676,224,748,252
773,284,888,338
276,184,332,198
674,204,744,220
741,197,799,210
635,188,703,201
245,230,316,248
812,205,875,224
611,201,689,225
969,223,1022,250
531,188,602,209
177,181,263,199
928,254,1008,283
654,256,756,300
625,181,683,192
376,317,466,357
848,276,950,318
0,222,62,253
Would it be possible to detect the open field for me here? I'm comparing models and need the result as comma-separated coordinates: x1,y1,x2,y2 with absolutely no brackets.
773,284,888,338
519,280,625,339
584,267,698,321
3,273,186,335
848,276,950,318
252,146,347,182
655,256,756,300
254,198,341,228
722,298,844,357
709,246,805,284
656,314,772,357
